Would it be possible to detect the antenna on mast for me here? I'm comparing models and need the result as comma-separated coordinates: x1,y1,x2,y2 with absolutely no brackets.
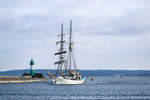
61,22,63,35
70,20,72,35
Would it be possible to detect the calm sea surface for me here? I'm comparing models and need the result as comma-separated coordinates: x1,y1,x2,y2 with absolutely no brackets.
0,76,150,100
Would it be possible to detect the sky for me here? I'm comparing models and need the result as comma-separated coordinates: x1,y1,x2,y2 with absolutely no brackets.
0,0,150,71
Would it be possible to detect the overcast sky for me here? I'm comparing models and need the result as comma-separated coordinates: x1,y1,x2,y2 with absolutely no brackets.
0,0,150,71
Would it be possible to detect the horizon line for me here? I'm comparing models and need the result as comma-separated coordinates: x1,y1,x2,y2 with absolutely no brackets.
1,68,150,72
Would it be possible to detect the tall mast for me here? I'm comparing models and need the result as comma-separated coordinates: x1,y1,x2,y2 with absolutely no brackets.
60,22,63,75
66,20,76,73
55,22,66,76
69,21,72,71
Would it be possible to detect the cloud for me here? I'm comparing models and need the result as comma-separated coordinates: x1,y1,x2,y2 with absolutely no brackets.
0,0,150,71
75,33,150,70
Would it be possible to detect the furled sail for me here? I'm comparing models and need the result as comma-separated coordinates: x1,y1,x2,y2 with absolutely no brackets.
54,60,66,64
55,51,67,55
56,40,66,45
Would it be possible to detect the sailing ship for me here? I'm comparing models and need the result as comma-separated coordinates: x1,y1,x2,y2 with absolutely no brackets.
47,21,85,85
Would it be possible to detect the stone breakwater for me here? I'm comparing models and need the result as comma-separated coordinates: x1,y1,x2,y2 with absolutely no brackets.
0,76,48,83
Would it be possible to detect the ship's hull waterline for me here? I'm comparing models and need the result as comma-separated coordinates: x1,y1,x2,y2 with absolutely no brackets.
50,77,85,85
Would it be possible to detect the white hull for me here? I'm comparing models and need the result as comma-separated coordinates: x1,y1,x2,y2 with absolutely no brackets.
51,77,85,85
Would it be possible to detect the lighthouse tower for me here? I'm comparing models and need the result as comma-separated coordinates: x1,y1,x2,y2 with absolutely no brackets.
30,59,35,76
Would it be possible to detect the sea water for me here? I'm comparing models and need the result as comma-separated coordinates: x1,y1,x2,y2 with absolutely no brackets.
0,76,150,100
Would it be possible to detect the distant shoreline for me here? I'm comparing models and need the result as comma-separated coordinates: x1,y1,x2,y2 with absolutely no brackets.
1,69,150,77
1,69,150,72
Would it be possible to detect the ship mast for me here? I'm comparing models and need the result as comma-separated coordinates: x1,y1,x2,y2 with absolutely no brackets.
55,22,66,76
66,20,77,73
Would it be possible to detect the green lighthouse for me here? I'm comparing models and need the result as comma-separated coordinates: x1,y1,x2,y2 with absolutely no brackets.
30,59,35,76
